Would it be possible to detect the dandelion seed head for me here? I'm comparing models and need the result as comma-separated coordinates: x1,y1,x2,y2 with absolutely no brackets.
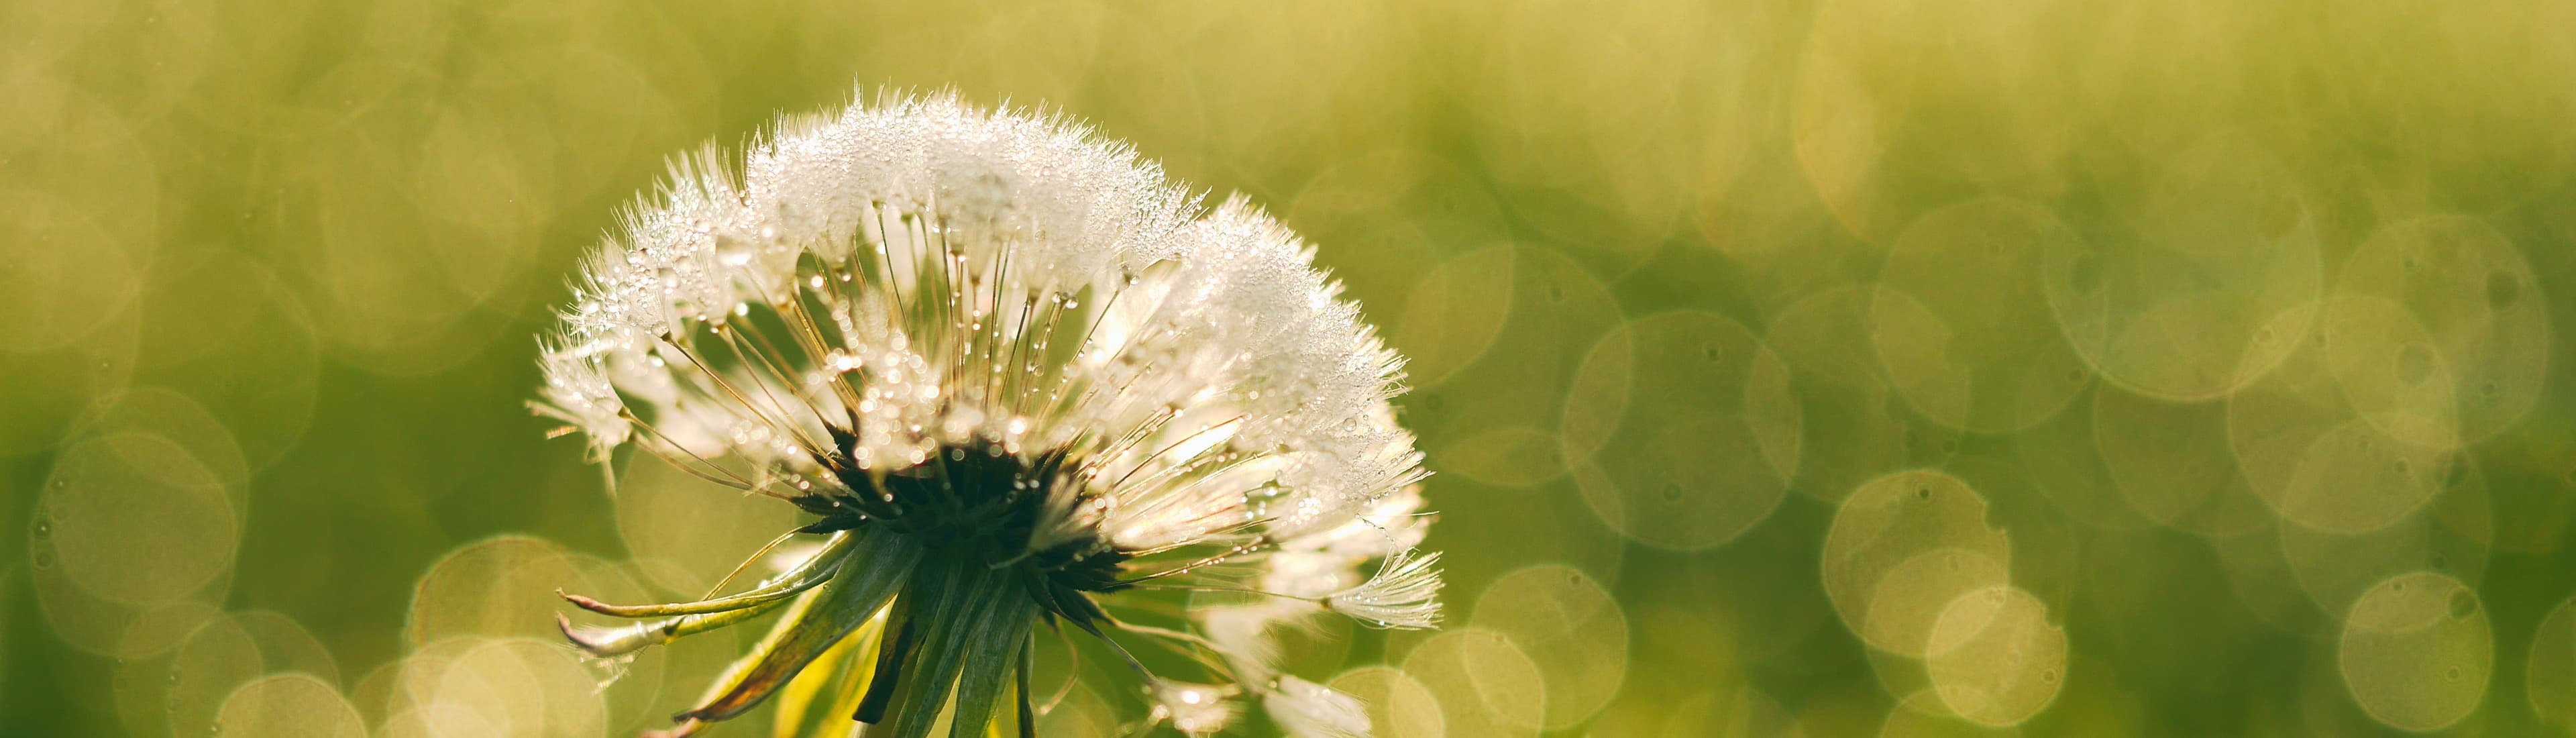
533,89,1440,737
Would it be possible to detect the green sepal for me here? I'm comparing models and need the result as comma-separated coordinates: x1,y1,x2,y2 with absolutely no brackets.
875,556,967,737
856,571,931,724
882,558,1040,738
679,528,923,722
943,582,1037,738
1013,639,1036,738
767,604,892,738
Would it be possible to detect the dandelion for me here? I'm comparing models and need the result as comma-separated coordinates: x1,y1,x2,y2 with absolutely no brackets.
532,90,1439,737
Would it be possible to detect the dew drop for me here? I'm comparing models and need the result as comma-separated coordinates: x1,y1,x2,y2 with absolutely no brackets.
715,235,753,266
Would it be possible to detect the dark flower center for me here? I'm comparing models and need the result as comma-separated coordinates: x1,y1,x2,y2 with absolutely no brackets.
582,434,1146,738
796,430,1130,625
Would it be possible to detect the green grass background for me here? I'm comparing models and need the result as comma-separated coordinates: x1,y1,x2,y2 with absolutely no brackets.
7,0,2576,735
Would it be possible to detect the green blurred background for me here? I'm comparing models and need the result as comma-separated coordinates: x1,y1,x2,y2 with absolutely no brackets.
8,0,2576,735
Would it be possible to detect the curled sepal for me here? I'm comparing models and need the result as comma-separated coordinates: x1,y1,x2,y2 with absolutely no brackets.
676,529,924,723
558,595,798,658
561,531,861,618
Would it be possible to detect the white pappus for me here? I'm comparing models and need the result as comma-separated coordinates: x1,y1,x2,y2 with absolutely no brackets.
533,89,1440,738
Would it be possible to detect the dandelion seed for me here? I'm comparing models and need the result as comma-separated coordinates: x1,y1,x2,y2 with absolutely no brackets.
1326,547,1446,630
1264,676,1371,738
531,89,1436,738
1148,680,1243,737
